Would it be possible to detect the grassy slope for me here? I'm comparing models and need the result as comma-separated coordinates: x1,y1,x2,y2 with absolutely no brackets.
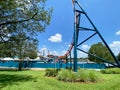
0,70,120,90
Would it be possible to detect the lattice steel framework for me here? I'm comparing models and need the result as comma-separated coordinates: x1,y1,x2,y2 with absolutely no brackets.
64,0,120,72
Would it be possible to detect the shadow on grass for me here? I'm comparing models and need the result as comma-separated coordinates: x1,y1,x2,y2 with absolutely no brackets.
0,69,28,72
0,73,36,89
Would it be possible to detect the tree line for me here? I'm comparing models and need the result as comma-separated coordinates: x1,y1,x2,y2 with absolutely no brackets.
0,0,52,58
0,0,52,70
88,42,120,63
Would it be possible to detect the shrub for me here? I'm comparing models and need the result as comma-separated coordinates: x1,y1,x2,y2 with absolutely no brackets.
57,69,71,81
77,69,90,82
57,69,102,83
101,68,120,74
88,70,102,82
45,69,60,77
57,69,78,82
68,72,78,82
78,69,102,83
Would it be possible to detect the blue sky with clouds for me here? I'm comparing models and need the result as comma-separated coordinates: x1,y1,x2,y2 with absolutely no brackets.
38,0,120,57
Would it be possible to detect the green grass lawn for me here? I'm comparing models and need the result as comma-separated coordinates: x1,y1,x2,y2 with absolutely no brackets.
0,70,120,90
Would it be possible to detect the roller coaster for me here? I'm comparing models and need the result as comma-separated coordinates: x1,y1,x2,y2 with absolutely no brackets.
61,0,120,72
0,0,119,71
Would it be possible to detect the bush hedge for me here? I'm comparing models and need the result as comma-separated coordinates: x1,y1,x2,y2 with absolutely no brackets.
57,69,102,83
45,69,60,77
101,68,120,74
57,69,77,82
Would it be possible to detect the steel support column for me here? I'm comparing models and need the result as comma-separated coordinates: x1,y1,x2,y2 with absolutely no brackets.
70,52,72,69
73,0,78,72
66,56,68,69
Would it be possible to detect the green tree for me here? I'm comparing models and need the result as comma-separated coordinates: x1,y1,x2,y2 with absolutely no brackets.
88,42,114,63
10,33,38,59
28,51,37,59
11,33,38,70
0,33,38,70
0,42,12,57
0,0,53,42
0,0,53,70
118,52,120,61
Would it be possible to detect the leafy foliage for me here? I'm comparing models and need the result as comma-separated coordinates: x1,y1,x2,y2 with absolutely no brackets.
0,33,38,70
118,52,120,61
88,42,114,63
57,69,78,82
57,69,102,83
0,0,53,42
101,68,120,74
78,69,102,82
0,33,38,59
45,69,60,77
0,0,52,60
0,42,12,57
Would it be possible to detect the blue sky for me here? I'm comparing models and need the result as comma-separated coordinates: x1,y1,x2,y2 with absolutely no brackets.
38,0,120,57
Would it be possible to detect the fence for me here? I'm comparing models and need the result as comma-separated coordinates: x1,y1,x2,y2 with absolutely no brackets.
0,61,106,69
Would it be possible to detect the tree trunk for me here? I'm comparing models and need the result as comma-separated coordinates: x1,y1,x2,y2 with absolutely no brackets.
18,61,23,70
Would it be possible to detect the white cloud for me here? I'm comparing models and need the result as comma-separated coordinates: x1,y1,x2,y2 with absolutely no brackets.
78,51,88,58
61,50,67,55
116,30,120,35
109,41,120,55
48,33,62,42
50,50,59,56
68,44,71,47
81,44,90,51
53,51,58,55
77,44,90,58
38,47,49,56
41,47,47,51
60,44,90,58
